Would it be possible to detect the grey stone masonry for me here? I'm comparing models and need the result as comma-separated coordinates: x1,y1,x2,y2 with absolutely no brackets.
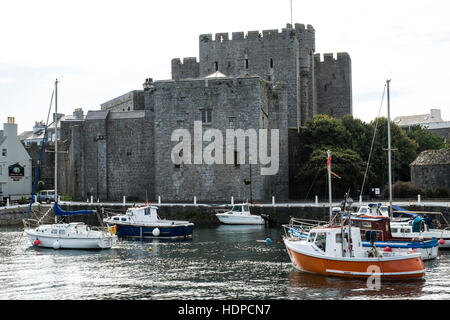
101,90,145,112
60,110,154,201
173,23,351,128
172,57,200,80
149,75,288,202
314,52,352,118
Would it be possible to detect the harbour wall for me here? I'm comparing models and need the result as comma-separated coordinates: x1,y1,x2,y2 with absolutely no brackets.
1,202,449,228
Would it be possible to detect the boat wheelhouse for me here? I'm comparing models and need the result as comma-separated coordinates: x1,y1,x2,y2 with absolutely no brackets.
104,205,194,239
215,204,266,225
346,215,439,260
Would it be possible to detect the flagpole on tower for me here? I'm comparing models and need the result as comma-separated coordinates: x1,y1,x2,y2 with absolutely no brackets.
290,0,293,26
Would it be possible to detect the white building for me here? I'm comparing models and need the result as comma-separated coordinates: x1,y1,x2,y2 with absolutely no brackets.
0,117,32,204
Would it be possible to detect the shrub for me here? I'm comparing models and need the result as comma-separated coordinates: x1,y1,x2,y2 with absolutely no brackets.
433,187,449,198
384,181,423,198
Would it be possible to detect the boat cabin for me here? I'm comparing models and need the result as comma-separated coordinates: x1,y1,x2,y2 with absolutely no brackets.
109,205,160,224
345,216,393,242
306,226,363,257
391,217,430,234
356,203,389,217
228,204,251,215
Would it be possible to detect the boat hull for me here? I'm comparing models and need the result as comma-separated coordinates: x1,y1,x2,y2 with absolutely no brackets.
112,223,194,239
24,229,116,250
216,214,264,225
361,239,439,261
284,240,425,280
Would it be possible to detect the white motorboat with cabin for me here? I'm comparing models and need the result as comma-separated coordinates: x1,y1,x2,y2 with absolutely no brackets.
215,203,266,225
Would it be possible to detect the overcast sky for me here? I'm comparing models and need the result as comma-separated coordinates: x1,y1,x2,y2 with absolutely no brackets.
1,0,449,133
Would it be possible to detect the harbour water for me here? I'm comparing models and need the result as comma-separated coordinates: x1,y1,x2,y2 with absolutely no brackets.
1,225,449,300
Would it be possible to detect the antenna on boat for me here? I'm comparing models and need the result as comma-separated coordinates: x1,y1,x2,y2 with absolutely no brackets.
386,79,393,220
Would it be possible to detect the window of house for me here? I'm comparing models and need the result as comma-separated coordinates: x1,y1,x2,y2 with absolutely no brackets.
201,109,212,125
2,149,6,157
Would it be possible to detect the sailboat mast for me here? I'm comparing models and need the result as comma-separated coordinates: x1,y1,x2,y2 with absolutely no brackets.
54,79,58,205
327,150,332,224
386,79,393,220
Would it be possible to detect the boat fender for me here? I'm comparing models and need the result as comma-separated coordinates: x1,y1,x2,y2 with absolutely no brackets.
152,228,160,237
439,239,445,245
53,241,60,250
148,246,152,252
33,239,40,246
265,238,271,245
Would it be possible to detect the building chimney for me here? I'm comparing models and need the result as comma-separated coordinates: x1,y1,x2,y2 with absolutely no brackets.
430,109,442,121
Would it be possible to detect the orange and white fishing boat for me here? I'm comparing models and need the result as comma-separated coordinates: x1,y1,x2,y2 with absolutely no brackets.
283,223,425,280
282,149,425,280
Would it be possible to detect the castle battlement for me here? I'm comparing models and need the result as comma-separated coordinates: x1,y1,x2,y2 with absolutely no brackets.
314,52,351,64
171,57,198,65
199,23,314,43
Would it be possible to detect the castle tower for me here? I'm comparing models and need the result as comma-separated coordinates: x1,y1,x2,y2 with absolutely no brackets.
172,23,351,128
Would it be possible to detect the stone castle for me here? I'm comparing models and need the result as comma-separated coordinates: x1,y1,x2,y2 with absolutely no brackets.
59,23,352,202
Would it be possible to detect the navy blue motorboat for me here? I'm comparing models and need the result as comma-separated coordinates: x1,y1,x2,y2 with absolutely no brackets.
103,205,194,239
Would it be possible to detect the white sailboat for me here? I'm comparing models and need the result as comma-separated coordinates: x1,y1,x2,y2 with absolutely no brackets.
23,79,117,249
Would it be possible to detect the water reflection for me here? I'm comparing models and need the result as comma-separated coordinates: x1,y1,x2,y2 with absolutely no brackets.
1,227,449,300
287,269,426,300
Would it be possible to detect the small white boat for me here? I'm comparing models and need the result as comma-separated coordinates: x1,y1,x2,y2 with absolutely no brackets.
24,221,117,249
215,204,265,225
104,205,194,239
390,217,450,249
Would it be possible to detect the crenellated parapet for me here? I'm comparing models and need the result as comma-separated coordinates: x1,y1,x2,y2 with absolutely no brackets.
314,52,352,118
171,57,200,80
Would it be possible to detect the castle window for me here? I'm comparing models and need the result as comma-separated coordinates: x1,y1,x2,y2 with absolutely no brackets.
234,151,240,168
245,59,249,69
201,109,212,125
214,61,218,71
270,58,273,68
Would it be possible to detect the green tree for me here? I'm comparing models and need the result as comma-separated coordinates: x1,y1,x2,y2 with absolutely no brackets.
301,114,351,152
366,118,418,188
296,148,368,200
405,125,446,153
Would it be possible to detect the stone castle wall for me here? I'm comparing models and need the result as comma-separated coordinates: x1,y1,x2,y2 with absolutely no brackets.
101,90,145,112
149,76,288,202
314,52,352,118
